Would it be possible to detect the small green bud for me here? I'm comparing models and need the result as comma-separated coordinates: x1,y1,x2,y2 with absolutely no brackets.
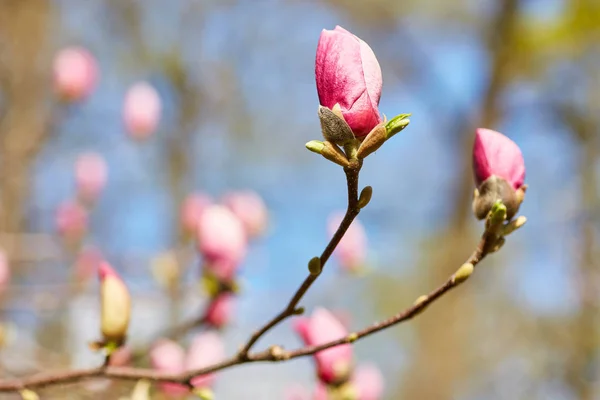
385,113,411,139
357,186,373,208
19,389,39,400
193,387,214,400
347,332,358,342
414,295,428,306
308,257,322,275
306,140,325,154
293,307,305,315
452,263,474,284
503,216,527,236
489,237,506,253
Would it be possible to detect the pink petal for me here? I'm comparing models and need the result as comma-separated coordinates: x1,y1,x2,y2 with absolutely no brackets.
473,128,525,190
75,152,108,202
181,193,212,234
205,293,235,328
353,363,384,400
222,190,268,238
185,332,225,388
150,339,188,395
123,82,162,139
53,46,98,101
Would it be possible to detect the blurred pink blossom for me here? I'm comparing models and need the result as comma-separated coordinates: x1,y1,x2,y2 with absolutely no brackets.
352,364,384,400
205,293,235,329
108,346,132,367
53,46,98,101
185,332,225,389
55,200,88,242
75,152,108,203
328,213,367,273
473,128,525,190
196,205,247,280
293,308,353,384
315,26,382,137
222,190,268,238
0,250,9,295
123,81,162,140
150,339,189,396
181,193,212,235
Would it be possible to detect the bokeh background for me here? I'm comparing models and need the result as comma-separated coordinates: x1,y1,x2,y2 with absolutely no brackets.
0,0,599,399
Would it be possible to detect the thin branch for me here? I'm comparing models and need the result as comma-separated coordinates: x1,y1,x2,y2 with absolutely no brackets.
237,161,362,358
0,208,504,393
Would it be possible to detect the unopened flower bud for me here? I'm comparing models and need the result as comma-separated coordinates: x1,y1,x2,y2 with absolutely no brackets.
99,262,131,345
452,263,474,284
356,123,386,159
357,186,373,208
385,113,411,139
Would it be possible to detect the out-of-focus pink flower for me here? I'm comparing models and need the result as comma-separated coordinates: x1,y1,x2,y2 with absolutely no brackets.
185,332,225,389
53,47,97,101
316,26,382,137
0,250,9,295
151,339,188,396
205,293,235,329
98,262,130,344
55,200,88,241
352,364,384,400
314,383,329,400
123,81,162,140
75,152,108,203
196,205,247,280
108,346,132,367
285,384,311,400
222,190,268,238
181,193,212,235
328,213,367,273
293,308,353,384
75,246,104,284
473,128,525,190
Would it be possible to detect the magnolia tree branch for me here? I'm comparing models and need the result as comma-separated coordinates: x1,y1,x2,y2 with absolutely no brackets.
0,193,506,393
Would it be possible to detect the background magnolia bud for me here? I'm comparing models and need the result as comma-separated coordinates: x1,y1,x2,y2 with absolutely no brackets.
181,193,212,235
185,332,225,389
205,293,235,329
98,262,131,344
473,128,525,190
53,46,98,101
316,26,383,137
75,152,108,204
222,190,268,238
352,364,384,400
123,81,162,140
55,200,88,243
150,339,188,395
197,205,247,280
293,308,354,384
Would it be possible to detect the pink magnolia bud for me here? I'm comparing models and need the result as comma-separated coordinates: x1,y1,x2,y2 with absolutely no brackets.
293,308,353,384
108,346,132,367
150,339,188,396
314,383,329,400
196,205,247,280
53,46,98,101
181,193,212,235
222,190,268,238
55,200,88,242
98,262,130,345
205,293,235,329
328,213,367,273
316,26,383,137
352,364,384,400
0,250,10,295
75,152,108,203
185,332,225,389
123,82,162,140
473,128,525,190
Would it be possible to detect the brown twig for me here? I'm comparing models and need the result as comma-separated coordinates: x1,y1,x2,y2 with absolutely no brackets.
0,202,506,393
237,160,362,358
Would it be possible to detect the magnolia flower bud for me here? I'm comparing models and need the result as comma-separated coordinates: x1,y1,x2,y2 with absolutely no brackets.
75,152,108,204
185,332,225,389
150,339,188,395
123,82,162,140
316,26,382,137
98,262,130,345
55,200,88,244
293,308,354,384
53,46,98,102
181,193,212,235
197,205,247,280
205,293,235,329
222,190,269,238
351,363,384,400
472,128,526,220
